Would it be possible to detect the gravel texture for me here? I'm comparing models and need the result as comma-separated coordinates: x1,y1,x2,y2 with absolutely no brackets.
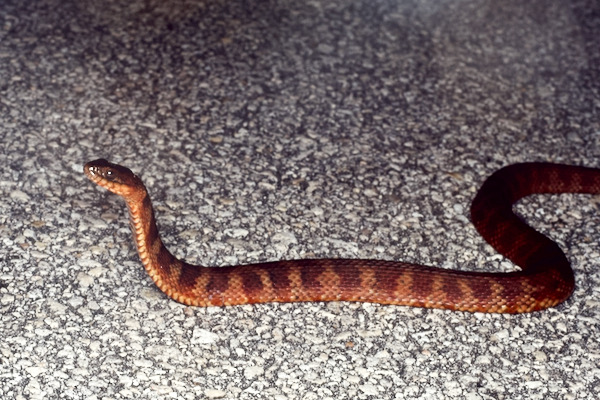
1,0,600,399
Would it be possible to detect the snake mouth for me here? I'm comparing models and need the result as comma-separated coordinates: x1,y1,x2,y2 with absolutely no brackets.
84,160,110,184
83,163,105,188
83,162,101,181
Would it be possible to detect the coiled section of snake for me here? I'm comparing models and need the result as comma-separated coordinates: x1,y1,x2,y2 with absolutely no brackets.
84,160,600,313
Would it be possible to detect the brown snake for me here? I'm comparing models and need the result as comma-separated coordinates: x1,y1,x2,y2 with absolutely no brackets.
84,160,600,313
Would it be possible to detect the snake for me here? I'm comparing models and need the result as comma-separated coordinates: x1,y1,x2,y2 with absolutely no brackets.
83,159,600,313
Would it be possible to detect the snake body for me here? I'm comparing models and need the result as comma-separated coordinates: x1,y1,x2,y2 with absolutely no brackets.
84,160,600,313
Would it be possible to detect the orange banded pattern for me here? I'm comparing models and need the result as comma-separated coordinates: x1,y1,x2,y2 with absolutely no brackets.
84,160,600,313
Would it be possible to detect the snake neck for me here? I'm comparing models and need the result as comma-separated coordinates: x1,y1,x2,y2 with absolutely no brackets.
125,193,183,291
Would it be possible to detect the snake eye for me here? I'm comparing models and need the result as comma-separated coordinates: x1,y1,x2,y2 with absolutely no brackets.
105,169,115,180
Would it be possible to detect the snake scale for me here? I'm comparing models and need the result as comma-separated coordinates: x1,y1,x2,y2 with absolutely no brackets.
84,159,600,313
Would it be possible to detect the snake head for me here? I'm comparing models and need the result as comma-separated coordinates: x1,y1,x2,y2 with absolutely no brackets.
84,159,145,199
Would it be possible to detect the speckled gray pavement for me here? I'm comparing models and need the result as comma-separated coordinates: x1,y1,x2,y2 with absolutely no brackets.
1,0,600,399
